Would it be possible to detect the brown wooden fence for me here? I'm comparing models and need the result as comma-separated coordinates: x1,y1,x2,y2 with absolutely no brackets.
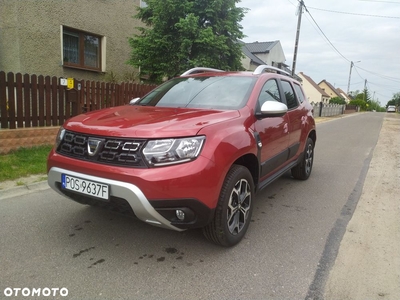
0,71,157,129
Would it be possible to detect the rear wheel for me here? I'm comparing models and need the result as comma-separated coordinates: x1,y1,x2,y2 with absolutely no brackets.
291,137,314,180
203,165,254,247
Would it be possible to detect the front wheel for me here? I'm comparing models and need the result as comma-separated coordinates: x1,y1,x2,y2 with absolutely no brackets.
203,165,254,247
291,137,314,180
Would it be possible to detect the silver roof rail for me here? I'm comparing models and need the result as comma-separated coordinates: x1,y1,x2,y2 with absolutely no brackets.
181,67,225,76
253,65,292,77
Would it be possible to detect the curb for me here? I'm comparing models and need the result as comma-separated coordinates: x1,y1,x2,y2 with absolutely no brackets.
0,180,49,200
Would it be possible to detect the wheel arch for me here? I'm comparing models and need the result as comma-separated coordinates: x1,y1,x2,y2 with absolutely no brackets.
233,153,259,190
308,129,317,146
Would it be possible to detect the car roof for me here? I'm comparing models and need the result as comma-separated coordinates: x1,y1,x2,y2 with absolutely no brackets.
180,66,298,82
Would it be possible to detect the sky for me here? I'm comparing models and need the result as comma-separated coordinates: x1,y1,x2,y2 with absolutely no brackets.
239,0,400,106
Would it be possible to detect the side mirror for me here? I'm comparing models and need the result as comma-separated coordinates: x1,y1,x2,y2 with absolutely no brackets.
257,101,288,118
130,97,140,105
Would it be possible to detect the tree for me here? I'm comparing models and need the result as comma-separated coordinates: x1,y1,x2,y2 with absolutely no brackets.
349,91,367,111
386,92,400,108
128,0,247,83
329,97,346,105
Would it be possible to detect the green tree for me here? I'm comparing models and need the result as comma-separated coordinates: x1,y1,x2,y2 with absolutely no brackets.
349,99,366,111
349,89,376,111
128,0,247,83
386,92,400,108
349,92,367,111
329,97,346,105
369,99,385,112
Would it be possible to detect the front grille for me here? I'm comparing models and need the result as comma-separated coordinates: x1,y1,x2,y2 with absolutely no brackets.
57,130,147,167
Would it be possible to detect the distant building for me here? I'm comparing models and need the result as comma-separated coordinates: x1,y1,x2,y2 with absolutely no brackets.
298,72,330,104
336,88,352,103
318,80,342,99
241,41,287,72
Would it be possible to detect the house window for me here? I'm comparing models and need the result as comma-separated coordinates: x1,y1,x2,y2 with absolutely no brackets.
63,27,102,71
140,0,148,7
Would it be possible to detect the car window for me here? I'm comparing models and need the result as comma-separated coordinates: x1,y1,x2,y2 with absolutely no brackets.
138,76,256,110
257,79,282,110
293,83,305,103
281,80,299,109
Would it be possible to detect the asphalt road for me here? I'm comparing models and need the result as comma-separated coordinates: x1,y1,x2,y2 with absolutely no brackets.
0,113,385,300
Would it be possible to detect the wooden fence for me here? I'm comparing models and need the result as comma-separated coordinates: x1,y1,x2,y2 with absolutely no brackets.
0,71,157,129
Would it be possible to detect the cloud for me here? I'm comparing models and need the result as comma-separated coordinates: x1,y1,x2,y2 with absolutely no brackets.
239,0,400,104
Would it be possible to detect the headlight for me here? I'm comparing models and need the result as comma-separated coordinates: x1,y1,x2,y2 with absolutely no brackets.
55,126,65,149
143,136,205,166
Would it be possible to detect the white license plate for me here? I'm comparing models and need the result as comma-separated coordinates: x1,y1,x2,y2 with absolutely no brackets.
61,174,109,200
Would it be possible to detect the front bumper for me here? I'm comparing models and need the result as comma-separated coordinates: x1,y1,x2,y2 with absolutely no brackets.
48,167,213,231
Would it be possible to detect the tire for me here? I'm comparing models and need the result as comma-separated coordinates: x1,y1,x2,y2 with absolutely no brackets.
203,165,254,247
291,137,314,180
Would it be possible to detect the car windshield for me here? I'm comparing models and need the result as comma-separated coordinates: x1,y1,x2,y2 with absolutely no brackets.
137,76,256,110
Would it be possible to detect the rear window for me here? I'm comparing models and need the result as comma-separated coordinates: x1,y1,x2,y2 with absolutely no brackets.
137,76,256,110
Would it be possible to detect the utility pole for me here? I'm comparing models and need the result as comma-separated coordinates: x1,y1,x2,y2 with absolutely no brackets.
347,61,354,95
364,79,367,102
347,60,360,95
292,0,304,76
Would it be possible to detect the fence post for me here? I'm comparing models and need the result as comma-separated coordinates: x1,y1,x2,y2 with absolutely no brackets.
319,102,323,117
0,71,8,129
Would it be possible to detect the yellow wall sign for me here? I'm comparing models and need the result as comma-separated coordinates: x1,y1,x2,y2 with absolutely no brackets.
67,78,74,89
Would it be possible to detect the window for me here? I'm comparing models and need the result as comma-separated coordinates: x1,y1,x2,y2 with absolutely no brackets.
280,81,299,110
137,77,255,110
62,27,102,71
257,79,281,110
140,0,148,7
293,83,305,103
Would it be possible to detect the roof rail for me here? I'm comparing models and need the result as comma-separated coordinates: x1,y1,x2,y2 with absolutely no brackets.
181,67,225,76
253,65,292,77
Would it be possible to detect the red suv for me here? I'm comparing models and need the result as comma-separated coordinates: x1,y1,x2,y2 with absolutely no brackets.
47,66,316,247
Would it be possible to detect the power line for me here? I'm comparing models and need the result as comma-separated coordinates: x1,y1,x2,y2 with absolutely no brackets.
307,6,400,19
302,5,350,62
359,0,400,4
300,1,400,96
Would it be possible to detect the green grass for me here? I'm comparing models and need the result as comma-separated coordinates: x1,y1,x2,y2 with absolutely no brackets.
0,145,53,182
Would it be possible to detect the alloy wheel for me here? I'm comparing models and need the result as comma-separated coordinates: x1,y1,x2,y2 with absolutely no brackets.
227,179,251,235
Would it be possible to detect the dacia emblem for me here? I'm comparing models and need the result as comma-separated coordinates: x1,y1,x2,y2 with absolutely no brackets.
87,138,103,156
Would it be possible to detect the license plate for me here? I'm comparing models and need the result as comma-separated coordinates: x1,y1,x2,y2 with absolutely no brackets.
61,174,109,200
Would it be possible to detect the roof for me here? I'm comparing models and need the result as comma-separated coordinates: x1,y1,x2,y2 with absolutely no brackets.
319,79,341,97
244,41,279,53
241,44,266,65
336,88,350,98
299,72,329,97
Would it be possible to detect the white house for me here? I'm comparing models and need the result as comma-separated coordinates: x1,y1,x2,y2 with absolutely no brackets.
298,72,330,104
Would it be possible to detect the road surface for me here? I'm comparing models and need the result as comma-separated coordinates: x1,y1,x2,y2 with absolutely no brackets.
1,112,398,300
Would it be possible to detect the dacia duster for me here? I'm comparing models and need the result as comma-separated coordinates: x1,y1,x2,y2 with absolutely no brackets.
47,66,316,247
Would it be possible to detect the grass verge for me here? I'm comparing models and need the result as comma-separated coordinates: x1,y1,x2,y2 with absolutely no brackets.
0,145,53,182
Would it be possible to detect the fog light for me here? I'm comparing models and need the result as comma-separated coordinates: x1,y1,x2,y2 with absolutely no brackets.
175,209,185,221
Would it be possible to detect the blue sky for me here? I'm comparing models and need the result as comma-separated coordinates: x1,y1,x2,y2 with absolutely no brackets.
239,0,400,106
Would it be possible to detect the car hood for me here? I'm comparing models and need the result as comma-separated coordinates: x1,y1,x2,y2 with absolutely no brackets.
64,105,240,138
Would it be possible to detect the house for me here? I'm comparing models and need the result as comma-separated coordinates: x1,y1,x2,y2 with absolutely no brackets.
241,41,286,71
0,0,145,81
298,72,330,104
336,88,352,103
318,80,343,99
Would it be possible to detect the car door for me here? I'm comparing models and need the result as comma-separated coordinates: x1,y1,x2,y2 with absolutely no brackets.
254,79,290,179
280,80,303,160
